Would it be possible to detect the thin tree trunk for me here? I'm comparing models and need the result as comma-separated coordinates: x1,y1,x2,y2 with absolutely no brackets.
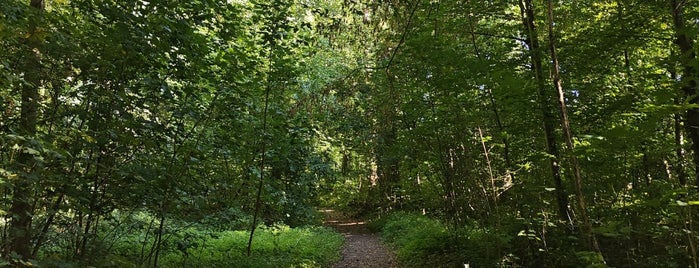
670,0,699,186
424,91,459,226
6,0,45,260
674,95,688,186
32,193,64,257
518,0,572,222
478,127,497,205
478,126,503,257
152,209,166,268
464,3,514,182
247,83,271,256
545,0,603,258
670,57,688,185
139,215,157,263
486,88,513,179
376,69,400,209
668,4,697,263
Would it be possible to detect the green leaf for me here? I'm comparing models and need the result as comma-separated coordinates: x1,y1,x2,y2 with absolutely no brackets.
22,147,40,156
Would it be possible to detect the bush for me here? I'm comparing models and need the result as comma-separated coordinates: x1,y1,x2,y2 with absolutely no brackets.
35,211,344,268
375,212,513,268
157,224,344,268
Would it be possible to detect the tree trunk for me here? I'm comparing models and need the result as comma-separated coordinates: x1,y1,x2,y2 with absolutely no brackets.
518,0,571,222
32,193,64,257
546,0,603,258
6,0,45,260
667,50,688,186
376,127,400,207
675,100,688,186
375,70,401,210
669,0,699,186
247,83,271,256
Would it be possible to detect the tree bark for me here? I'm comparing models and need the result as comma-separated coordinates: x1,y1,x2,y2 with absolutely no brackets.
670,0,699,186
6,0,45,260
518,0,571,222
546,0,603,258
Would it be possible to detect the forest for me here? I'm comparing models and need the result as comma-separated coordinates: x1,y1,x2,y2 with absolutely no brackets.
1,0,699,267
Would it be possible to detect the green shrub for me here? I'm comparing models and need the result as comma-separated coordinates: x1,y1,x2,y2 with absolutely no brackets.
153,224,344,268
35,211,344,268
376,212,513,268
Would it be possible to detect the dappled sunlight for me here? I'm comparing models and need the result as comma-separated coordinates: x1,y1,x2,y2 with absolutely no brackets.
335,221,366,226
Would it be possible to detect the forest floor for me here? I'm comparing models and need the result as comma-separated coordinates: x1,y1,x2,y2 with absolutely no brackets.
321,209,399,268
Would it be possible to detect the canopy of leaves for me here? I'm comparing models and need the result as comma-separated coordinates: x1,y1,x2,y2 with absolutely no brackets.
1,0,699,267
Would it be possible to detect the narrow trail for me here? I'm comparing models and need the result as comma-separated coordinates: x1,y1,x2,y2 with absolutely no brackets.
321,209,399,268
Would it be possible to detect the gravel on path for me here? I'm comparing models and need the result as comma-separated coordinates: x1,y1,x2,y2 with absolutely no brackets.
322,209,399,268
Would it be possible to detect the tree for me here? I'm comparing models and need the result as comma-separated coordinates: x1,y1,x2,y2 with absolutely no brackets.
545,0,602,257
5,0,44,261
518,0,571,222
670,0,699,186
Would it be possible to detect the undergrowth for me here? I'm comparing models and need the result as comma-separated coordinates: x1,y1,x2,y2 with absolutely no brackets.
371,212,511,268
155,224,343,268
371,212,624,267
36,210,344,268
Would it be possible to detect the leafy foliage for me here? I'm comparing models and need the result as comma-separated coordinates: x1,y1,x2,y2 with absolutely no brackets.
373,212,512,267
0,0,341,265
2,0,699,266
36,211,342,267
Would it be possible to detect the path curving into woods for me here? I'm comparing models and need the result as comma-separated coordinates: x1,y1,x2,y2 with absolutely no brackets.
322,209,399,268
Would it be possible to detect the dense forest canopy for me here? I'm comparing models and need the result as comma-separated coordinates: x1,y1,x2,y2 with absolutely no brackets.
1,0,699,267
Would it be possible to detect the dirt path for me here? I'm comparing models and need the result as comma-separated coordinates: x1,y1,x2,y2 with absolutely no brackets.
321,209,398,268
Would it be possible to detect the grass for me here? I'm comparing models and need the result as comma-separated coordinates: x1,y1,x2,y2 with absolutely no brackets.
36,211,344,268
371,212,511,268
156,224,344,268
